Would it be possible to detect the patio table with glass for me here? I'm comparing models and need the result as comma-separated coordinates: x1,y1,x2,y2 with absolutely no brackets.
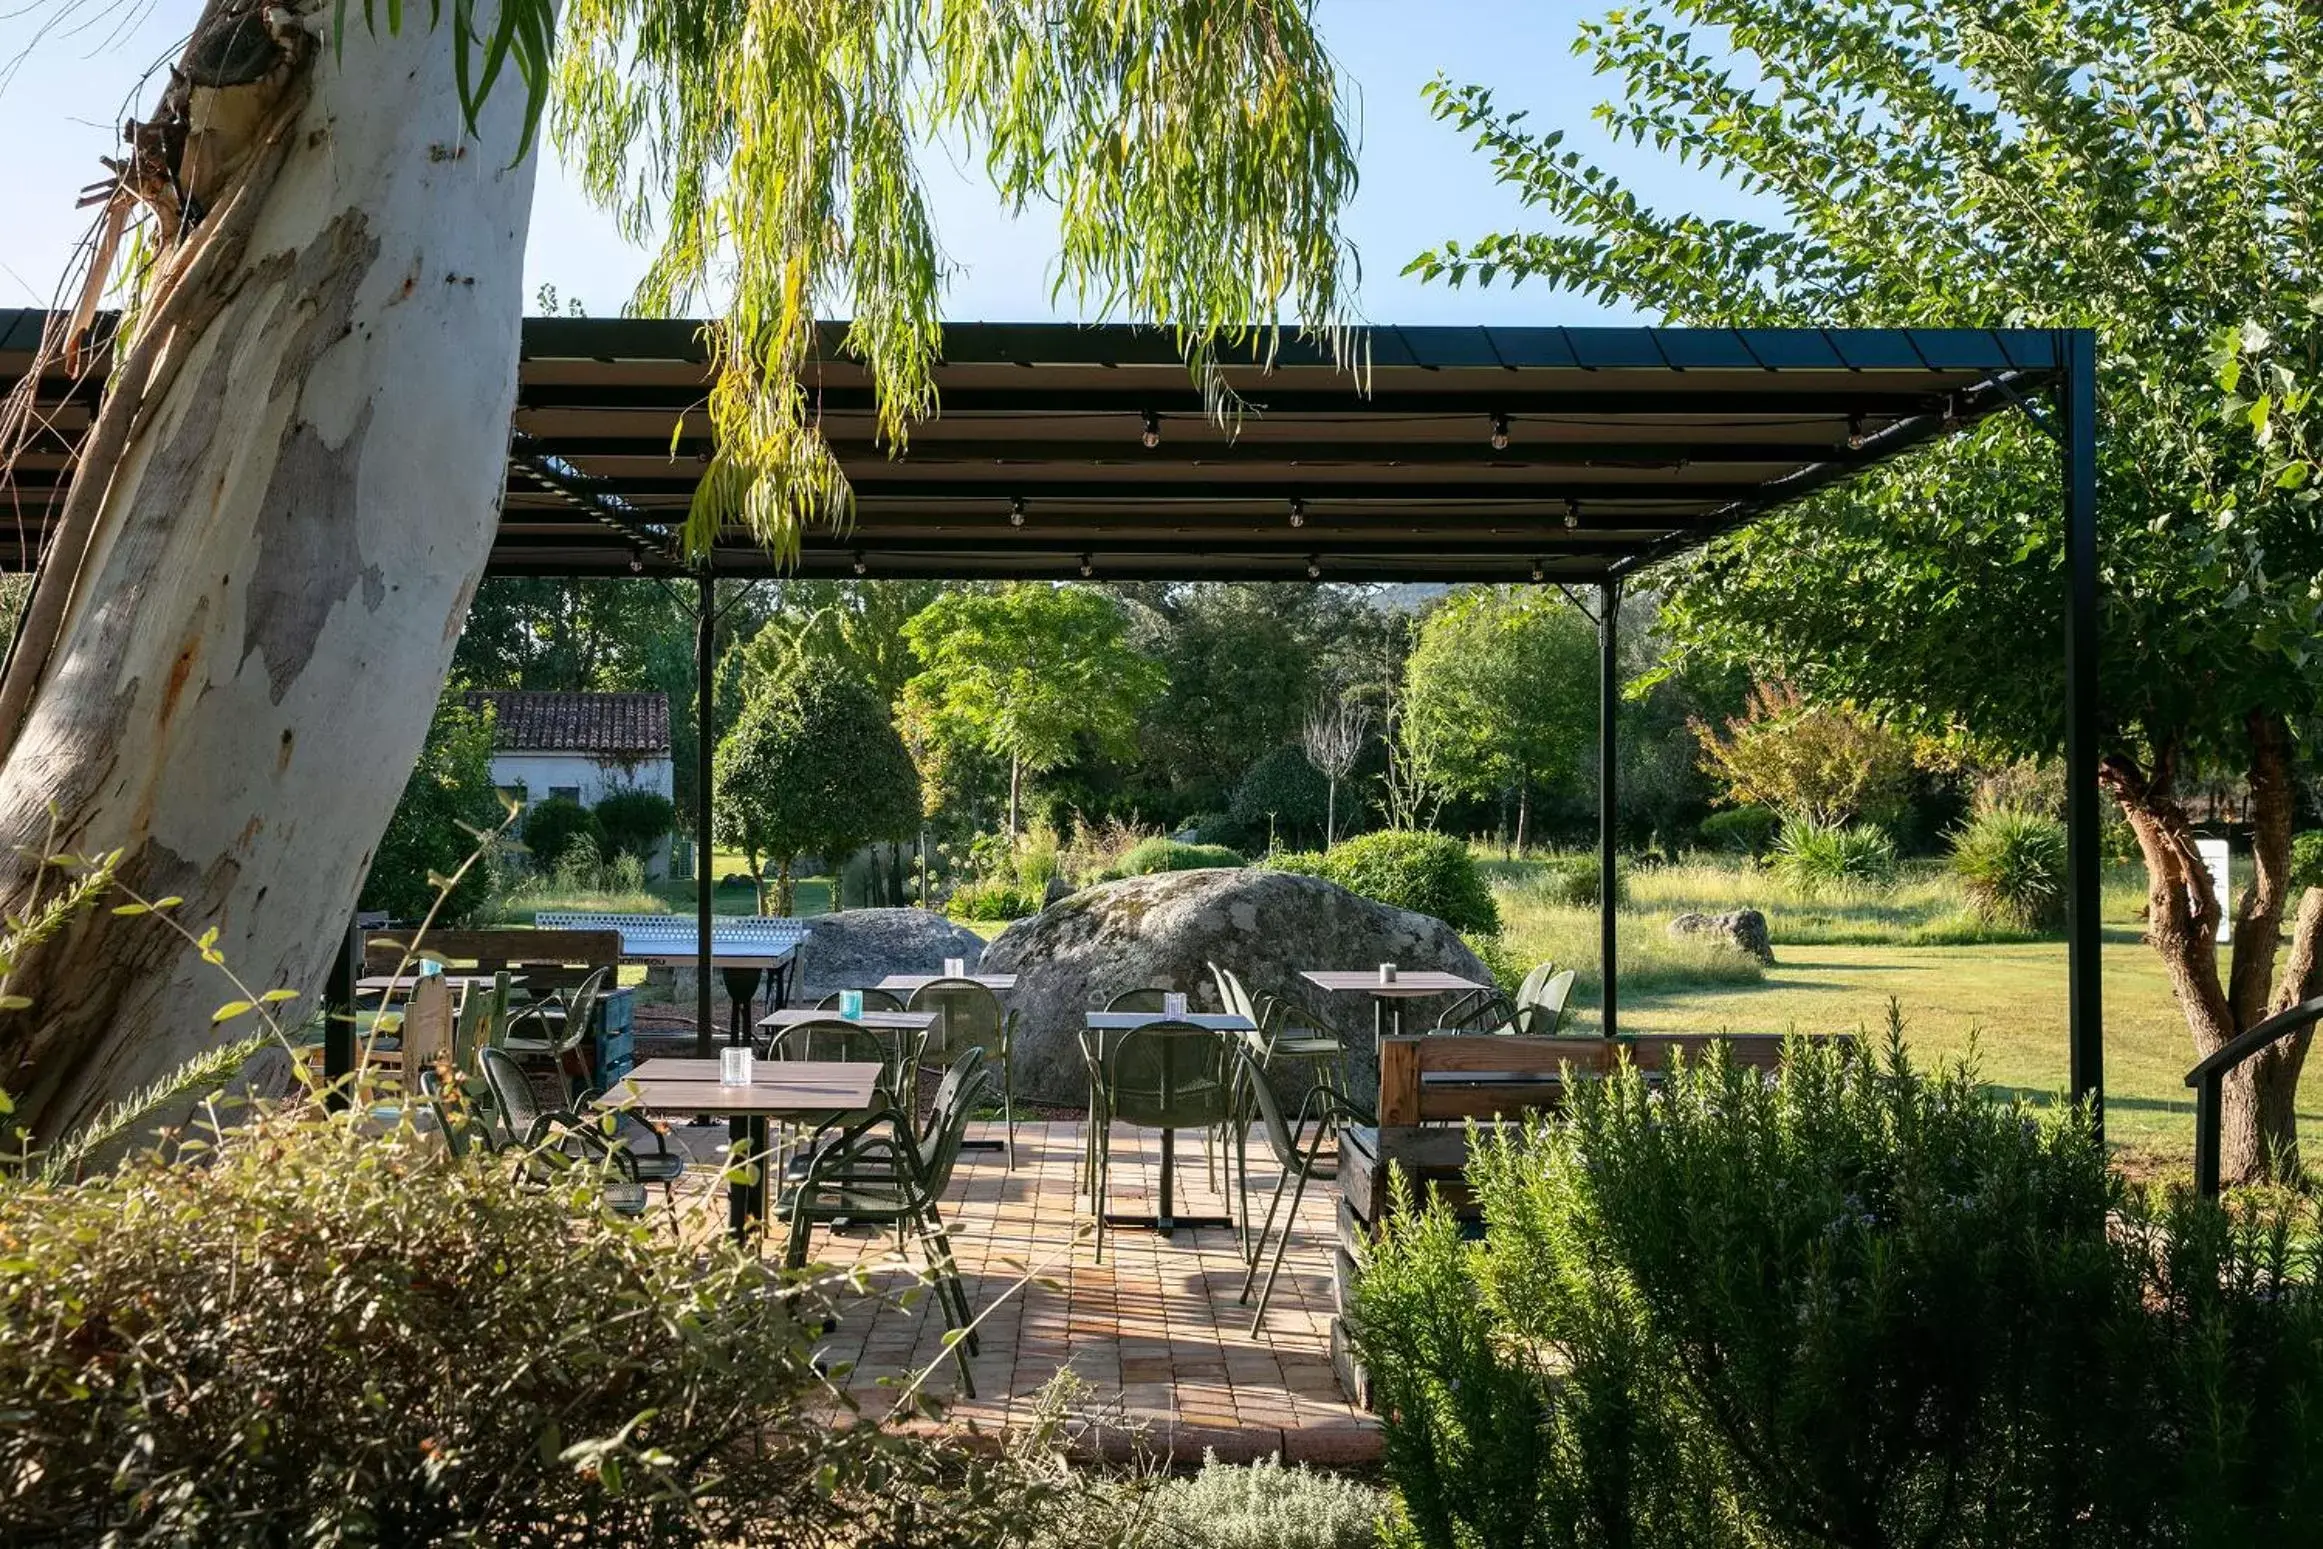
1081,1010,1254,1233
1299,968,1489,1049
597,1057,883,1243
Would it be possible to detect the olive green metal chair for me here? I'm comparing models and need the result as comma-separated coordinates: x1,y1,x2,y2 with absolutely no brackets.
1078,987,1171,1198
779,1048,991,1395
1437,963,1577,1036
478,1046,651,1219
1231,1039,1366,1332
907,977,1016,1167
500,965,608,1099
1090,1020,1240,1264
1210,962,1347,1098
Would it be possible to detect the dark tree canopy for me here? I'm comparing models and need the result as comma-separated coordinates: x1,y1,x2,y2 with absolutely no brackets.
363,693,502,924
715,657,920,911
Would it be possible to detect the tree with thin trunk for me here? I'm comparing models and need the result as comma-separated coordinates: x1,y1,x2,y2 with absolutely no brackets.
0,0,1358,1142
1301,697,1370,848
899,584,1164,838
1417,0,2323,1180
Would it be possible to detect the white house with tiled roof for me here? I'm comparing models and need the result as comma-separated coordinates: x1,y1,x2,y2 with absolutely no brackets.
464,691,674,876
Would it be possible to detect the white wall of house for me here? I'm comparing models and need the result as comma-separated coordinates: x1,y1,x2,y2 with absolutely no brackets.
492,752,676,877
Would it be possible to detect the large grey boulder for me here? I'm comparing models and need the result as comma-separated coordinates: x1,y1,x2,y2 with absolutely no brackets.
795,908,987,1002
1667,908,1775,965
981,867,1491,1108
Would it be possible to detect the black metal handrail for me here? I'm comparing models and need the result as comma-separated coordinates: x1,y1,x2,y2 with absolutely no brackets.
2184,993,2323,1197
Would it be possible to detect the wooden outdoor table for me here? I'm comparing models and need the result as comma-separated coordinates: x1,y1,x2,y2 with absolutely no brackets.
1299,969,1487,1045
1081,1010,1255,1233
873,973,1019,995
600,1058,883,1242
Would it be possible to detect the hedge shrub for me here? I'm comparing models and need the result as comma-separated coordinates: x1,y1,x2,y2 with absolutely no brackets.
0,1105,1073,1545
1268,831,1498,935
1698,803,1780,856
945,878,1044,921
1356,1027,2323,1547
593,787,677,863
1111,837,1246,878
520,795,606,871
1530,854,1624,910
1769,816,1896,895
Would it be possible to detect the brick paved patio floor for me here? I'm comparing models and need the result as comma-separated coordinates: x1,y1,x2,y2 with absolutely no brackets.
671,1118,1379,1464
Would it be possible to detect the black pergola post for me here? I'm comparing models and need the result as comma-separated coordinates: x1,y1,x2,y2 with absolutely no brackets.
2060,328,2103,1132
1599,580,1621,1039
694,565,717,1059
321,911,360,1109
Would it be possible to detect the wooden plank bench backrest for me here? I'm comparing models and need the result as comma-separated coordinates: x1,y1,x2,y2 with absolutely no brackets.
364,929,623,995
1377,1032,1842,1127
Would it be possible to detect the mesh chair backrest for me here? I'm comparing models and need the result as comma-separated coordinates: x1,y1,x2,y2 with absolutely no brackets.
908,978,1005,1061
479,1046,543,1142
1105,987,1168,1014
818,987,904,1012
1207,963,1254,1021
1104,1021,1234,1129
1531,969,1577,1033
767,1017,905,1098
563,966,610,1049
916,1050,993,1198
1227,1039,1304,1167
1514,960,1558,1007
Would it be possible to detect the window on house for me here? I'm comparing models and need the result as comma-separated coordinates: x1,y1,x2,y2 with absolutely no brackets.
549,786,582,804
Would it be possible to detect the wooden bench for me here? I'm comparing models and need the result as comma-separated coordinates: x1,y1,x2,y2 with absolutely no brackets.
363,929,623,996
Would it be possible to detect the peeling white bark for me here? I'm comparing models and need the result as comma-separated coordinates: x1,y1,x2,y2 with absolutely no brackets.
0,9,541,1139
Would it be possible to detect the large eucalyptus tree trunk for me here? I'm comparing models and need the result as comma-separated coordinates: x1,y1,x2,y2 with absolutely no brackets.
0,3,541,1142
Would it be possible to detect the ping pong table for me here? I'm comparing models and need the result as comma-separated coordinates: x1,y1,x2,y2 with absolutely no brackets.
535,912,808,1045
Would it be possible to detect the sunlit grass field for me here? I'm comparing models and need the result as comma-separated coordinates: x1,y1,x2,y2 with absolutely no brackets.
1487,851,2318,1173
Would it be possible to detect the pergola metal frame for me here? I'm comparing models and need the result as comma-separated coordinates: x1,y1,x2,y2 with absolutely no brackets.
0,313,2103,1125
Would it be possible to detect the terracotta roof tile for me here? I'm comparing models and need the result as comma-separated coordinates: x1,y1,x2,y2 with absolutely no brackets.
465,691,671,756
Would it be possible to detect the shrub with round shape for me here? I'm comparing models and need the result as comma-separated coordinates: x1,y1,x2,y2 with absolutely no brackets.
520,794,607,871
593,787,677,863
1300,828,1499,935
1111,837,1246,878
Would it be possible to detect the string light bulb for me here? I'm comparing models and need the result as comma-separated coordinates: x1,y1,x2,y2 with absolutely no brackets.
1305,554,1322,580
1079,553,1094,578
1845,413,1868,452
1564,498,1582,530
628,546,645,574
1489,412,1511,451
1009,495,1026,527
1141,411,1161,450
1288,496,1306,529
1531,559,1545,583
851,550,868,576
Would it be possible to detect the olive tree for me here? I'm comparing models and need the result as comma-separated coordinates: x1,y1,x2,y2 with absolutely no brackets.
1415,0,2323,1179
0,0,1357,1140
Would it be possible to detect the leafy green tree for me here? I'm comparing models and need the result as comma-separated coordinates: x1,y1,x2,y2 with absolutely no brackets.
1228,745,1331,852
1400,587,1598,853
1691,683,1917,829
1418,0,2323,1180
739,581,944,709
902,585,1166,837
362,694,502,925
715,659,920,914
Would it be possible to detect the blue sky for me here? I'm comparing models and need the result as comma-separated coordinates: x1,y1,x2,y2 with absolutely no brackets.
0,1,1752,324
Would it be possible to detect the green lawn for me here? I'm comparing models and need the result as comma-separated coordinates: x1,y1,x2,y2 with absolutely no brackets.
1497,856,2322,1174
